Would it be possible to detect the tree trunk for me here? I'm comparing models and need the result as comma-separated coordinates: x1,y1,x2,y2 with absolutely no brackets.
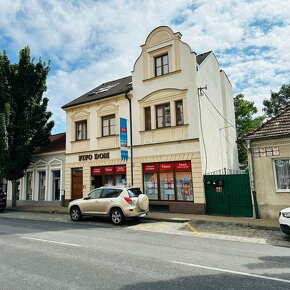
11,179,17,208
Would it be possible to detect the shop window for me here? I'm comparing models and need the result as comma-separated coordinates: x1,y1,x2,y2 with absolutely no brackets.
155,54,169,77
156,103,171,128
76,120,87,140
144,107,151,131
144,172,158,200
160,172,175,200
102,114,115,136
176,172,193,201
143,161,193,202
175,100,184,126
274,159,290,190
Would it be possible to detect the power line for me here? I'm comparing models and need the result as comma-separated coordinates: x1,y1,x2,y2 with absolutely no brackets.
199,88,235,128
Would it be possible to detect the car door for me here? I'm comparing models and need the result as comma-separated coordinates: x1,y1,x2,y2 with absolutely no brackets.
98,188,122,214
81,188,102,214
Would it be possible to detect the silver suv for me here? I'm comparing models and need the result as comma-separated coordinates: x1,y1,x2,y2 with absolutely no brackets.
68,186,149,225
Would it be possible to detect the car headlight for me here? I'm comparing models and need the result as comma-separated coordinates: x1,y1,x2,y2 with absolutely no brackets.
282,212,290,218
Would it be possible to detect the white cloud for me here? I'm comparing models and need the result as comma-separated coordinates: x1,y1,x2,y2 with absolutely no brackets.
0,0,290,133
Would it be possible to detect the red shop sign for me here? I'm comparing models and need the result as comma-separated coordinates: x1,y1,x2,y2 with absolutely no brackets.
143,164,157,172
115,165,126,173
159,163,173,171
91,167,103,175
104,166,114,174
175,161,191,170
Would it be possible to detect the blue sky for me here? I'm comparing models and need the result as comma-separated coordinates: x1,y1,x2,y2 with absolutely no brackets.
0,0,289,134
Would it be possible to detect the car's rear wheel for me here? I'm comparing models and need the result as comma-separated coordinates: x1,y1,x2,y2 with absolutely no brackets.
70,206,82,221
110,208,124,225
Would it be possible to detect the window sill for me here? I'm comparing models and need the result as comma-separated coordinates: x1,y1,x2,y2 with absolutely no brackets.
276,189,290,193
140,124,189,132
96,134,119,139
143,69,181,83
71,139,90,143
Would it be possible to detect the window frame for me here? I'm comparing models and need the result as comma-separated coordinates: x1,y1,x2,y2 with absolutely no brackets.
155,54,169,77
175,100,184,126
75,120,87,141
102,114,116,137
156,103,171,129
273,158,290,192
144,107,151,131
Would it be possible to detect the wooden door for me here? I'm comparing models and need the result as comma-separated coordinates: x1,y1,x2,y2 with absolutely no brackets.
71,168,83,200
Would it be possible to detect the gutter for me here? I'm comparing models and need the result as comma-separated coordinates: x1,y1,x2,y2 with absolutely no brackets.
245,138,260,219
125,88,134,186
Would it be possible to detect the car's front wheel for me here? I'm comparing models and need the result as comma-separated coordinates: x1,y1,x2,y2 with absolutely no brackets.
110,208,124,225
70,206,82,221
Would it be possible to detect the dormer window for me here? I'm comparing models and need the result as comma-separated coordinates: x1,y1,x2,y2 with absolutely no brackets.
155,54,169,77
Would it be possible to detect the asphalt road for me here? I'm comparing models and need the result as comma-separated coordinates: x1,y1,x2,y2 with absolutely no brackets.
0,215,290,290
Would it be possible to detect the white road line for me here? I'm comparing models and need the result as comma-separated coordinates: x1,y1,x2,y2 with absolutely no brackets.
171,261,290,284
22,236,80,247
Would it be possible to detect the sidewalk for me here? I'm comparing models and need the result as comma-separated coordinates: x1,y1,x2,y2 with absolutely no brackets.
5,201,280,231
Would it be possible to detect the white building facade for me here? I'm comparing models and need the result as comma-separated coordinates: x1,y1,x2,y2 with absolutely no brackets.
62,26,238,213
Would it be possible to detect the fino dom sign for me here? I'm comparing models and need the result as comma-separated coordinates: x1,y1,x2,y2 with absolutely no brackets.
78,153,110,161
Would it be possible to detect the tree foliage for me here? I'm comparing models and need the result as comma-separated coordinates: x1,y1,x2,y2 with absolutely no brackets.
234,94,264,169
263,84,290,118
0,47,54,206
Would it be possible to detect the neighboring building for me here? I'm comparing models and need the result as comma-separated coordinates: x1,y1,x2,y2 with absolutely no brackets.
5,133,66,202
62,26,238,213
246,106,290,218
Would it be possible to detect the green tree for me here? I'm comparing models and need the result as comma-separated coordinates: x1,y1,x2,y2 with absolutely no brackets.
234,94,264,169
0,47,54,207
263,84,290,118
0,51,11,182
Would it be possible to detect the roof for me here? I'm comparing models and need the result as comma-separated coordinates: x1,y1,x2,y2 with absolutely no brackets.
196,51,212,65
62,76,132,109
34,133,66,154
246,106,290,140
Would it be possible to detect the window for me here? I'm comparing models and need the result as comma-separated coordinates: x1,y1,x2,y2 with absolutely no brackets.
102,114,115,136
175,100,184,126
156,103,171,128
88,188,102,199
155,54,169,77
274,159,290,190
144,107,151,130
76,120,87,140
101,188,122,198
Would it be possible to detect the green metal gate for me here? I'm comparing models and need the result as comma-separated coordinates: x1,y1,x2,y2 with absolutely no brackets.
204,172,253,217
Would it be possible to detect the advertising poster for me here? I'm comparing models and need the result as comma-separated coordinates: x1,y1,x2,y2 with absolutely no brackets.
120,118,128,160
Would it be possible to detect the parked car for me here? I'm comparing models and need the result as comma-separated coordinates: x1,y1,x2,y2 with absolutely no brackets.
68,186,149,225
279,207,290,235
0,192,7,212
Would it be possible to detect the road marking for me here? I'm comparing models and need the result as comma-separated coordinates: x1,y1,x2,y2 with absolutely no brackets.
187,223,204,235
171,261,290,284
22,236,80,247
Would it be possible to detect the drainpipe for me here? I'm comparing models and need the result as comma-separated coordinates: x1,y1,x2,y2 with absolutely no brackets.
125,89,134,186
245,138,259,219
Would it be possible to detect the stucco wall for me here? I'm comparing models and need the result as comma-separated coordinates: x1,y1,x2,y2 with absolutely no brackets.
251,138,290,218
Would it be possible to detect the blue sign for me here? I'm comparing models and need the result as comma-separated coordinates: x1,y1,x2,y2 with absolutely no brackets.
120,118,128,160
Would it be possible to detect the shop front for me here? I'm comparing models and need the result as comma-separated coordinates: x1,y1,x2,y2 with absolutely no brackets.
91,165,126,188
143,161,195,212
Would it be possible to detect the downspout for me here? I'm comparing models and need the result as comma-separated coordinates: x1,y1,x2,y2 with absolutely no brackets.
245,138,259,219
125,89,134,186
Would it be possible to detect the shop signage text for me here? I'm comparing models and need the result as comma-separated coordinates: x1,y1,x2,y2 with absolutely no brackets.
78,152,110,162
